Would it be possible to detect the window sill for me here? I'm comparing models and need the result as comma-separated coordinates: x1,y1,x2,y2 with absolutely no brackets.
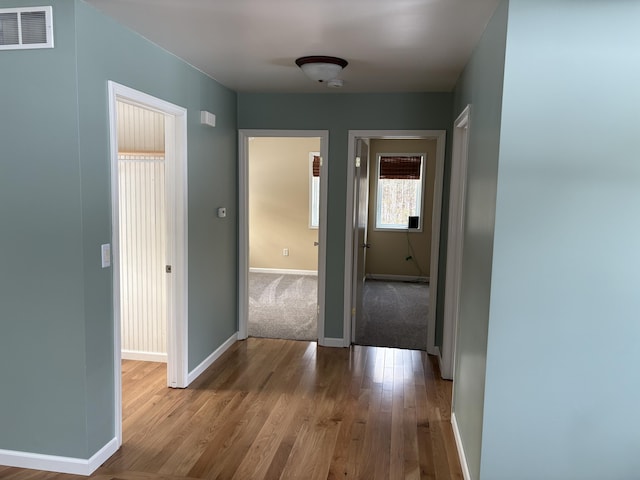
373,226,424,233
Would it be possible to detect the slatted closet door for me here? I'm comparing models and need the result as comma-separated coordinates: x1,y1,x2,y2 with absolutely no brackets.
117,101,167,362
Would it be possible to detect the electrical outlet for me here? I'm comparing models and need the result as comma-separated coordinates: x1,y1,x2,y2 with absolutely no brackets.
283,248,289,256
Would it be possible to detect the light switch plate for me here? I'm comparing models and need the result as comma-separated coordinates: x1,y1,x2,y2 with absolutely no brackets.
101,244,111,268
217,207,226,218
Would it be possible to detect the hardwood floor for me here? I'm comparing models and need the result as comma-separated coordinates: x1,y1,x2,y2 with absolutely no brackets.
0,339,462,480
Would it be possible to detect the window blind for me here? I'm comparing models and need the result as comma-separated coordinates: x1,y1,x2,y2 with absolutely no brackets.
379,155,422,180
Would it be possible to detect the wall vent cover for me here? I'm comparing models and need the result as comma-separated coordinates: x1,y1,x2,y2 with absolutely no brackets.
0,6,53,50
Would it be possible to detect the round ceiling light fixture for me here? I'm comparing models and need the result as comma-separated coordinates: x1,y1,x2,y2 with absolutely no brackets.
295,55,348,86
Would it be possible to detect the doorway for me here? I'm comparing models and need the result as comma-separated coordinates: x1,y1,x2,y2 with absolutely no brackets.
108,81,188,446
238,130,329,345
344,130,446,353
116,100,168,363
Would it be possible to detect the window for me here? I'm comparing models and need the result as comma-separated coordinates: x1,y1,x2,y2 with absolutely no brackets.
375,153,426,230
309,152,320,228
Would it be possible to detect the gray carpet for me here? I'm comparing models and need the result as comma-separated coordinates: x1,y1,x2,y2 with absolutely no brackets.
249,272,317,341
355,280,429,351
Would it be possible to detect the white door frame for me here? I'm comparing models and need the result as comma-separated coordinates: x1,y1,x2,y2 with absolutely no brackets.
344,130,446,349
441,106,471,380
350,138,370,343
108,81,189,447
238,130,329,344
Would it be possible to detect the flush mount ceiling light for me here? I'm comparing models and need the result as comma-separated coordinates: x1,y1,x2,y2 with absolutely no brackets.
295,55,348,87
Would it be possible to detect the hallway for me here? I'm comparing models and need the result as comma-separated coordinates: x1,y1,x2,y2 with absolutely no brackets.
0,339,461,479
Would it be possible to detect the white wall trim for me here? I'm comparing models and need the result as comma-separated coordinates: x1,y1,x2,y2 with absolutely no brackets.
121,350,168,363
163,105,189,390
249,268,318,276
366,274,428,283
426,130,447,357
441,105,471,380
344,130,446,349
238,131,249,341
187,333,238,385
319,337,348,348
0,437,118,476
451,413,472,480
108,80,123,450
108,81,189,448
238,130,329,344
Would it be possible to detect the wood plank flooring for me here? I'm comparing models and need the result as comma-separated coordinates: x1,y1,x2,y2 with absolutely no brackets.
0,339,462,480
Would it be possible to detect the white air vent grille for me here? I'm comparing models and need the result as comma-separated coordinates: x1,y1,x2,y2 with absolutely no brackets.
0,6,53,50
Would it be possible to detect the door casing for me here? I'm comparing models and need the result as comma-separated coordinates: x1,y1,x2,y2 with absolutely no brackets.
108,81,189,448
442,106,471,380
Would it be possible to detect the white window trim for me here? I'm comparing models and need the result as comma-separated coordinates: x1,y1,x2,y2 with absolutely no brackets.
309,151,320,229
373,152,427,232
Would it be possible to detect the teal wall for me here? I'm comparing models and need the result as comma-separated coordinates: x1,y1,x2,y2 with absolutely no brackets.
74,1,238,377
450,2,508,479
0,0,238,459
0,0,90,458
480,1,640,478
238,93,453,338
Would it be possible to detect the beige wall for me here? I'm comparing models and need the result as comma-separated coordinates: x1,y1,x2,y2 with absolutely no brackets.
365,139,437,277
249,137,321,271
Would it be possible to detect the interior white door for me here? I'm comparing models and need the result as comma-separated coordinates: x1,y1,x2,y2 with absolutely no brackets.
351,138,370,340
441,106,471,380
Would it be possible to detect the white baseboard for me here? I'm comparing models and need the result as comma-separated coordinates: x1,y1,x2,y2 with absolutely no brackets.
187,332,238,385
0,437,118,476
366,273,429,283
451,413,472,480
250,268,318,276
121,350,167,363
319,337,348,348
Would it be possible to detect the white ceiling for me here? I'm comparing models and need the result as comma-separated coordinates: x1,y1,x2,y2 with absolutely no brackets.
85,0,500,93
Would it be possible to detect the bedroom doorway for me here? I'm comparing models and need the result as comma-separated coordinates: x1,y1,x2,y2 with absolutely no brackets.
345,130,446,354
238,130,329,345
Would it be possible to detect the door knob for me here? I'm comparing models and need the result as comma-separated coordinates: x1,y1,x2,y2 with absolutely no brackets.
362,243,371,249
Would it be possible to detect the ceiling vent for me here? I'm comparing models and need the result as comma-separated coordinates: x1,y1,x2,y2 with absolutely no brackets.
0,6,53,50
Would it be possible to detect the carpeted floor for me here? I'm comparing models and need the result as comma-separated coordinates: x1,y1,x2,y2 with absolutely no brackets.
249,273,428,350
249,272,317,341
355,280,429,351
